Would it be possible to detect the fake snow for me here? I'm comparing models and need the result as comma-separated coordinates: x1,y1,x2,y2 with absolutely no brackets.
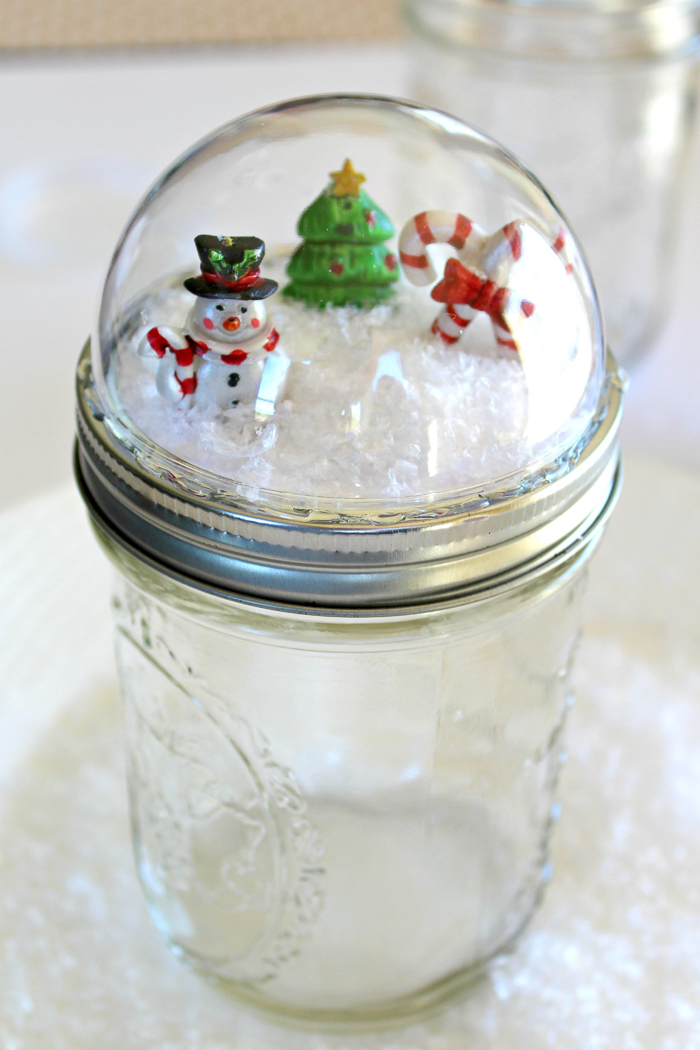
110,278,592,503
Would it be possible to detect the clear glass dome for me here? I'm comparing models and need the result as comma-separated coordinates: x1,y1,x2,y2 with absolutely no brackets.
95,94,605,514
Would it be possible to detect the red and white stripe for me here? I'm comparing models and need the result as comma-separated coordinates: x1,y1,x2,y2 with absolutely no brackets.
491,315,519,352
478,221,525,283
400,211,575,350
141,325,203,399
431,303,479,345
481,220,575,281
398,210,487,287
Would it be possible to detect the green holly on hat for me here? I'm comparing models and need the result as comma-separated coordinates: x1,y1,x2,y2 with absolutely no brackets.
284,160,399,308
184,235,278,300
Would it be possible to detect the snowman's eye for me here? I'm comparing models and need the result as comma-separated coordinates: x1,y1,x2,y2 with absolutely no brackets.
216,304,224,311
240,306,247,313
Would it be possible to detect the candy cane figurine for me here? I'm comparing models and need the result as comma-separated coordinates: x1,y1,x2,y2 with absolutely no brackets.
398,210,488,286
399,211,574,350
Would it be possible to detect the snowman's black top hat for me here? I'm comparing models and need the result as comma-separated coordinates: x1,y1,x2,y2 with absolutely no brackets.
184,235,278,300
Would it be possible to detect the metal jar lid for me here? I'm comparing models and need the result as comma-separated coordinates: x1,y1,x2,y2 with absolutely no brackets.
75,340,623,611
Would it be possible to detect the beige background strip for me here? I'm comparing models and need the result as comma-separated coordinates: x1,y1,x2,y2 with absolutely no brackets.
0,0,401,49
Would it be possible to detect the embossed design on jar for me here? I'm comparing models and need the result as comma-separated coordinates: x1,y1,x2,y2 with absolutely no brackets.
114,613,325,983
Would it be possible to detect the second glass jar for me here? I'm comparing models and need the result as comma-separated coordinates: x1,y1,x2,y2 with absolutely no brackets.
404,0,700,364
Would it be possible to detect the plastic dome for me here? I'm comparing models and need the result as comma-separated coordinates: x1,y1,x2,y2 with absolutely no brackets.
94,94,605,514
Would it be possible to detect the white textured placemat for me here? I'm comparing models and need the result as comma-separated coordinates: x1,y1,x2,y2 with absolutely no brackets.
0,458,699,1049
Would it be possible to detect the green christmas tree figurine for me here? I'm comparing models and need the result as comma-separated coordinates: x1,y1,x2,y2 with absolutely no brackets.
284,160,399,308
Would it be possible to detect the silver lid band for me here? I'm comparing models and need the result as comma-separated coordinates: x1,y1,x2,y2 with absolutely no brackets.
76,342,623,610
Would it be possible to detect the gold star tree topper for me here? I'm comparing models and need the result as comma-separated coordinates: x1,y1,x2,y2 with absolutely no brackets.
330,159,366,197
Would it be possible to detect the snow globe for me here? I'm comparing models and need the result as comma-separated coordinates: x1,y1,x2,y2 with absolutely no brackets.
75,94,624,1029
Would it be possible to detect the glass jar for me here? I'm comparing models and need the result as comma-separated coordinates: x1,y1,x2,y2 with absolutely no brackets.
75,94,623,1028
403,0,700,366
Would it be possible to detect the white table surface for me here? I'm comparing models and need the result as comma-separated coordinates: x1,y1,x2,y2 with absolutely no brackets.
1,43,700,511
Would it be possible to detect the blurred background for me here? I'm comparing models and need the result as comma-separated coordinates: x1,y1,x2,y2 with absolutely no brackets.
0,0,699,509
2,7,700,1045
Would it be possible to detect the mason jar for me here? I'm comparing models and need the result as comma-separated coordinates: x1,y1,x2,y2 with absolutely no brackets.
403,0,700,365
75,94,624,1028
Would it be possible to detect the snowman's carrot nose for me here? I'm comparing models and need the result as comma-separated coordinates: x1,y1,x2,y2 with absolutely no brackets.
223,316,241,331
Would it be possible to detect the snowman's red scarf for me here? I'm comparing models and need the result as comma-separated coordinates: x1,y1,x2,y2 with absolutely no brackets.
220,326,279,364
147,324,280,373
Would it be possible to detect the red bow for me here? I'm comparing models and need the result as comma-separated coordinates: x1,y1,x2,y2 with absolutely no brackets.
431,258,534,325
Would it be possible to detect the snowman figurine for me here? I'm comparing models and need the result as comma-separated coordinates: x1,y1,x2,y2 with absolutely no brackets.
140,235,283,412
